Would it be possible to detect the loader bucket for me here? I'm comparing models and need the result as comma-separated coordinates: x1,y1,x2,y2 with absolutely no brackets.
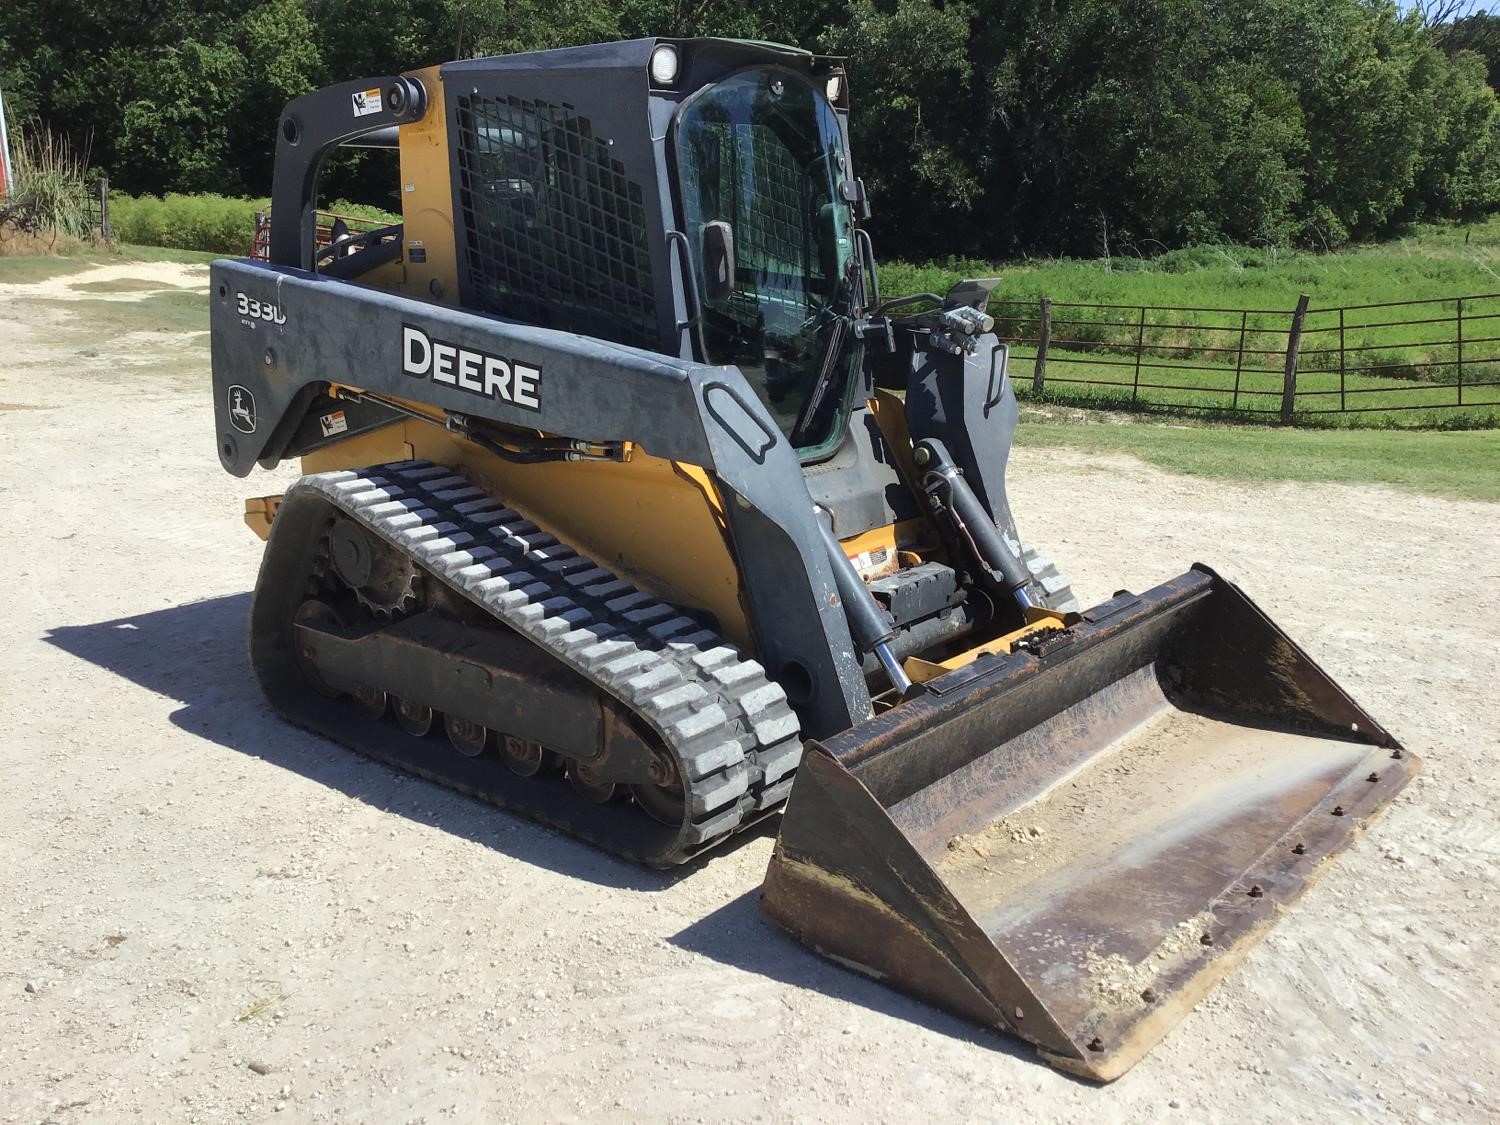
762,565,1418,1081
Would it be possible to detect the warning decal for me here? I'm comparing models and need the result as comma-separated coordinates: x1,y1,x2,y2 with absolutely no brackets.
352,87,383,117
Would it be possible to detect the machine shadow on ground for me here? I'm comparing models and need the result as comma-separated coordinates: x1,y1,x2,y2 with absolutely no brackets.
50,593,1068,1069
670,890,1042,1067
42,591,786,892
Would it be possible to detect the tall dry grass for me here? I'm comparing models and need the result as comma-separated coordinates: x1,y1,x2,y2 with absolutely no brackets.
0,125,96,248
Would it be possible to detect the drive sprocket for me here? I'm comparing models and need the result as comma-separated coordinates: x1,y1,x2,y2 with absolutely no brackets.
327,516,420,617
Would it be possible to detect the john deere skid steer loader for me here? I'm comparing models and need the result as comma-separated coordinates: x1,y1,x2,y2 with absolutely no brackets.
211,38,1417,1079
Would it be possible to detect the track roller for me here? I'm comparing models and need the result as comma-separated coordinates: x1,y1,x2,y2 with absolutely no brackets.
569,760,621,804
501,735,562,778
354,684,388,719
445,714,489,757
395,697,435,737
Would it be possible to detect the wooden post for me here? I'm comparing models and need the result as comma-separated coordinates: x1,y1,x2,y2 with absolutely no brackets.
1280,293,1310,423
1032,298,1052,395
98,175,111,243
1131,306,1146,404
1457,297,1465,407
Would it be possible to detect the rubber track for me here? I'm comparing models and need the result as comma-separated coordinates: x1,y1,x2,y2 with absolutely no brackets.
293,460,804,856
1022,543,1080,614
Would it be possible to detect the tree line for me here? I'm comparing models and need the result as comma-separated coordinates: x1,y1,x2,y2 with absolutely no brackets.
4,0,1500,260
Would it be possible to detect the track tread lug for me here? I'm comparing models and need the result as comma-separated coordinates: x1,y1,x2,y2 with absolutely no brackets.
559,623,620,648
668,704,729,744
605,590,655,613
583,578,633,598
625,664,682,696
647,616,697,641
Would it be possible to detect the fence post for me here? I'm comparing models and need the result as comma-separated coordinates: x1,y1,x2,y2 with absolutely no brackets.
1457,297,1465,407
1231,310,1247,411
1338,306,1346,412
1131,306,1146,403
98,176,111,243
1032,297,1051,395
1280,293,1310,423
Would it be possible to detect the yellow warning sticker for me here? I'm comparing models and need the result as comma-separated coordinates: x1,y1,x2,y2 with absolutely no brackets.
352,87,383,117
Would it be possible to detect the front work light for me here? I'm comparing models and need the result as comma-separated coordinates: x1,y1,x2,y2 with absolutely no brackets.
650,45,680,86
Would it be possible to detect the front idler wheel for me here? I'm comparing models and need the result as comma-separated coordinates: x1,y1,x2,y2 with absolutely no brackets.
395,697,435,737
445,714,489,757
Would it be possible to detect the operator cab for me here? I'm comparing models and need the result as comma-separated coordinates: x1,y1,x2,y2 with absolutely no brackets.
672,66,863,459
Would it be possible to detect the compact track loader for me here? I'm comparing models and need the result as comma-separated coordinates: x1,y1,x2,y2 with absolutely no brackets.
211,38,1417,1079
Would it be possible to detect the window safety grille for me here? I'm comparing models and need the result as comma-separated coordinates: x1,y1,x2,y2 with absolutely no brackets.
698,121,819,331
721,122,809,282
455,95,658,350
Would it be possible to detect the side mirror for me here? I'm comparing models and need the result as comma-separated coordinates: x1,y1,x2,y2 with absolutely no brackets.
703,220,736,302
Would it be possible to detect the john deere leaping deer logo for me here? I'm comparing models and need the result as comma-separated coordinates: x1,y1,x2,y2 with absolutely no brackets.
227,385,257,434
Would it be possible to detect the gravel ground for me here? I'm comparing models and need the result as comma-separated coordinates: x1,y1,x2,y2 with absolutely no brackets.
2,263,1496,1123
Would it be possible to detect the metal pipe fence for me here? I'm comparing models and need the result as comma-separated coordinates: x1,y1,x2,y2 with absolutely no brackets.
999,292,1500,423
86,176,110,242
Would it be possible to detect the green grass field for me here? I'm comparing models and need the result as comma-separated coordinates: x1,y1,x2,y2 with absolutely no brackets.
1018,417,1500,502
881,216,1500,313
28,290,208,335
1011,343,1500,428
0,245,216,282
108,244,219,264
0,256,98,283
886,217,1500,428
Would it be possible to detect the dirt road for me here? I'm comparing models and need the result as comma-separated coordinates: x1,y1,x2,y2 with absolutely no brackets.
2,262,1496,1123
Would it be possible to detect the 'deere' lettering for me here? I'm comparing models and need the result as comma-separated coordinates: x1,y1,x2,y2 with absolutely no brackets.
401,324,542,410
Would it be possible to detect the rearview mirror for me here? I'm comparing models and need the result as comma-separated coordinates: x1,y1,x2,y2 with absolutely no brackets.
703,220,736,302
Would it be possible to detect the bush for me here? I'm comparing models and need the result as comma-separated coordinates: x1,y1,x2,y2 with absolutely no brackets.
324,199,401,225
108,193,401,255
108,192,268,254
